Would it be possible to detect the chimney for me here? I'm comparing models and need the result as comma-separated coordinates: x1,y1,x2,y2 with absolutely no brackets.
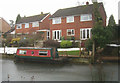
86,1,89,5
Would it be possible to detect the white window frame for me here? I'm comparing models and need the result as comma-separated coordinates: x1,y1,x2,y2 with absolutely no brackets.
47,31,50,40
52,17,61,24
32,22,39,27
19,50,27,54
39,51,48,56
66,16,74,23
32,32,36,34
52,30,61,40
67,29,75,36
80,14,92,22
16,24,22,29
80,28,91,40
25,23,29,28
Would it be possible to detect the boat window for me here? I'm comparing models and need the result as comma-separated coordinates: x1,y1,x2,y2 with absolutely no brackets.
39,51,48,56
31,51,34,54
19,50,27,54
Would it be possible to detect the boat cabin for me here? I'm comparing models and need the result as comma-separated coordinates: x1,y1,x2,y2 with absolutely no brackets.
15,47,59,60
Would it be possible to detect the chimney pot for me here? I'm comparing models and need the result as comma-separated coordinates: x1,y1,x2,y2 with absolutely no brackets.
86,2,89,5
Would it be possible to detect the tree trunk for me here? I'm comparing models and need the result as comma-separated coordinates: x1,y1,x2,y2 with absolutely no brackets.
92,41,95,63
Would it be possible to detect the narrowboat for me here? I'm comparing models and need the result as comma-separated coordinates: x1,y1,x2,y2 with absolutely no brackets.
15,47,67,63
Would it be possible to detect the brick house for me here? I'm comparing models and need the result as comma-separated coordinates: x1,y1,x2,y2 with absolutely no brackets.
0,17,11,37
15,13,51,40
49,2,106,41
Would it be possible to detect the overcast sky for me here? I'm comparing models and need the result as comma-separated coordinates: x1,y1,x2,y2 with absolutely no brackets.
0,0,119,24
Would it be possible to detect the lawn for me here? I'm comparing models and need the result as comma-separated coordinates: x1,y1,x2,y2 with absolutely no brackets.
58,50,80,55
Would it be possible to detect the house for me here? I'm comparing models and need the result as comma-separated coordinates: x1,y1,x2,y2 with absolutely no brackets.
4,28,16,38
49,2,106,41
15,13,51,40
0,17,11,37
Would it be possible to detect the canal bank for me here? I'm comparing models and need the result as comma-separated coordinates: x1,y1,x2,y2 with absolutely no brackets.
1,54,119,64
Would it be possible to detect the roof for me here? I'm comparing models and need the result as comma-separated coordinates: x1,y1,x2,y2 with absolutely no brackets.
50,3,104,18
4,28,15,35
16,13,49,24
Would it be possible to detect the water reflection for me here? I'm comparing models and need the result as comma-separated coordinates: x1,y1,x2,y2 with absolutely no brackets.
1,59,118,81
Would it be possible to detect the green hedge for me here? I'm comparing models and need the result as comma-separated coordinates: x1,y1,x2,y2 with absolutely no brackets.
60,40,72,48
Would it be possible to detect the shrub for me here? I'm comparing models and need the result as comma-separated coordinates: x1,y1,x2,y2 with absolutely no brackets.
60,36,65,40
72,42,79,48
60,40,72,48
85,39,93,51
43,39,60,48
66,36,75,40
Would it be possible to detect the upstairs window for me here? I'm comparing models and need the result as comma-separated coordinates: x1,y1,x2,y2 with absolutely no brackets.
80,14,92,21
19,50,27,54
67,29,75,36
16,24,22,29
25,23,29,28
66,16,74,23
52,17,61,24
32,22,39,27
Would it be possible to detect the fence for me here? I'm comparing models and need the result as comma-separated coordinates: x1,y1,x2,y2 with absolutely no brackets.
0,47,82,54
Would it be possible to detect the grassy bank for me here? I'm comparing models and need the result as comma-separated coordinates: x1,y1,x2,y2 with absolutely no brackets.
58,50,80,55
1,54,15,59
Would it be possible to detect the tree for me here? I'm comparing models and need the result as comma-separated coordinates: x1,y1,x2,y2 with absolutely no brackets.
15,14,21,24
85,2,113,63
108,15,116,27
108,15,118,42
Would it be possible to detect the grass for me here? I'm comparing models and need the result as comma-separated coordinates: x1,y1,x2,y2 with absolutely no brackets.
58,50,80,55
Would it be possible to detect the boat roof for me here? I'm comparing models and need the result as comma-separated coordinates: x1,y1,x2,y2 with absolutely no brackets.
17,47,53,50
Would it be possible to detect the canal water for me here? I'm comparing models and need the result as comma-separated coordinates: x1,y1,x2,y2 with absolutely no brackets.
0,58,118,82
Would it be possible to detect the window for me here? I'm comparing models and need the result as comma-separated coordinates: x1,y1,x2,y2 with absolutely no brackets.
19,50,27,54
32,22,39,27
47,31,50,40
31,51,34,54
39,51,48,56
16,24,22,29
25,23,29,28
32,32,36,34
67,29,75,36
52,30,61,40
80,28,91,40
52,17,61,24
80,14,92,21
66,16,74,23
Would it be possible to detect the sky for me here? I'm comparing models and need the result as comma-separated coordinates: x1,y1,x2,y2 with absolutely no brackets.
0,0,119,24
